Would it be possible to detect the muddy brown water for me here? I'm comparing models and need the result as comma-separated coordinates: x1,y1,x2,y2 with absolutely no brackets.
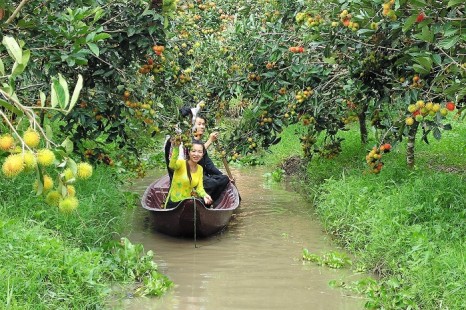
116,166,366,309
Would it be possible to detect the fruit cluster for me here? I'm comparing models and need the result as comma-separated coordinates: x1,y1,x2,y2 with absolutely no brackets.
405,100,455,125
300,134,317,158
382,0,397,21
339,10,359,31
258,111,273,126
265,62,276,70
301,114,315,126
320,141,343,159
247,137,257,150
248,72,261,81
289,46,305,53
295,12,324,28
197,1,216,11
366,143,391,174
122,91,158,127
411,75,422,88
138,57,155,74
295,87,313,103
1,130,93,213
342,114,358,125
152,45,165,56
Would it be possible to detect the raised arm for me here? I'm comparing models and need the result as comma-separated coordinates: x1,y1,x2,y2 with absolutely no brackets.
168,144,184,171
204,131,219,150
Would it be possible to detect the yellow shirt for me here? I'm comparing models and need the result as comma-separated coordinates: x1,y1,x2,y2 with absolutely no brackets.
166,148,207,206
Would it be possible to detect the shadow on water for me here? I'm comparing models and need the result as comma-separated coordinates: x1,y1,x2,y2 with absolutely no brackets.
114,166,366,310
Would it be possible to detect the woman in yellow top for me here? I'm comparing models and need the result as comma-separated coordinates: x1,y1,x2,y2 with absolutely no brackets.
165,140,213,209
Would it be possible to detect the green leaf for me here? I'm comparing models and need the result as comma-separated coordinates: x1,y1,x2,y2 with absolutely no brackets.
87,42,99,56
11,63,25,77
432,54,442,65
21,49,30,67
67,74,83,114
433,127,441,140
61,138,74,155
93,7,105,23
2,36,22,63
35,166,44,196
93,33,111,41
85,32,95,42
67,158,78,175
58,74,70,109
0,58,4,76
414,56,432,73
414,26,433,43
447,0,464,7
437,36,459,50
0,98,24,116
403,14,417,33
51,77,66,109
40,91,46,107
262,71,276,78
262,92,274,100
413,64,429,75
444,83,462,95
50,79,58,108
45,124,54,140
410,0,427,7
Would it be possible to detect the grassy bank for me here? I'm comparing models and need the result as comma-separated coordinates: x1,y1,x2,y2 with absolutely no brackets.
0,166,172,308
267,118,465,309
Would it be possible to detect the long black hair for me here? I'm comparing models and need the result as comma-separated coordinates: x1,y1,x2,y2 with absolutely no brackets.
185,140,205,185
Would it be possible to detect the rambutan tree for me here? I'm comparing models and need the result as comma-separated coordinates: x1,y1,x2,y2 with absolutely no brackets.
168,0,465,173
0,35,95,212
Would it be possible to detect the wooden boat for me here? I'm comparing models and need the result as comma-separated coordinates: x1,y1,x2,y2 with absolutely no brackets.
141,174,240,237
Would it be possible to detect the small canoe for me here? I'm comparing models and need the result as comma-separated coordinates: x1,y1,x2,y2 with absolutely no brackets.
141,174,240,237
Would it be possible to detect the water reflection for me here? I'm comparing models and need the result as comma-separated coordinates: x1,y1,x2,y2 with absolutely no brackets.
116,166,365,309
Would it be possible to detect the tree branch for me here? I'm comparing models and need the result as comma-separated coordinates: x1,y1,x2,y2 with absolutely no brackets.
5,0,30,25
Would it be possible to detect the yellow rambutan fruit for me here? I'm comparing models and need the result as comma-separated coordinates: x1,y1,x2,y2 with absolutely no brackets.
43,175,54,191
76,162,93,180
23,129,41,148
37,149,56,166
2,154,25,177
45,190,62,207
0,134,15,151
23,151,37,171
33,174,54,192
63,168,75,182
66,185,76,197
58,196,79,213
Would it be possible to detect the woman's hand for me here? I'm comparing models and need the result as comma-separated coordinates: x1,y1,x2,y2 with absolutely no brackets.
203,194,213,205
171,134,182,147
209,132,219,142
205,132,219,149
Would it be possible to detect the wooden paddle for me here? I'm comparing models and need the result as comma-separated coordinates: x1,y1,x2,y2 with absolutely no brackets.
222,157,234,181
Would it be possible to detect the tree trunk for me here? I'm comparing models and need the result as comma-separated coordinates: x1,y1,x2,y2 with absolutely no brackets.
358,111,368,144
406,122,419,168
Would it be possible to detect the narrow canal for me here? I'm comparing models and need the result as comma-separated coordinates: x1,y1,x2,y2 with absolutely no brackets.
118,166,365,309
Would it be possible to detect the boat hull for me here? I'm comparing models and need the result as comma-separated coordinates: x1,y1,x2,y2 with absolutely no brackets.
141,175,240,237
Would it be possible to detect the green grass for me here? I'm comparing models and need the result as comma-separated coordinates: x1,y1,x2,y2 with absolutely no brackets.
0,219,107,308
267,118,466,309
0,165,172,308
0,165,132,248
